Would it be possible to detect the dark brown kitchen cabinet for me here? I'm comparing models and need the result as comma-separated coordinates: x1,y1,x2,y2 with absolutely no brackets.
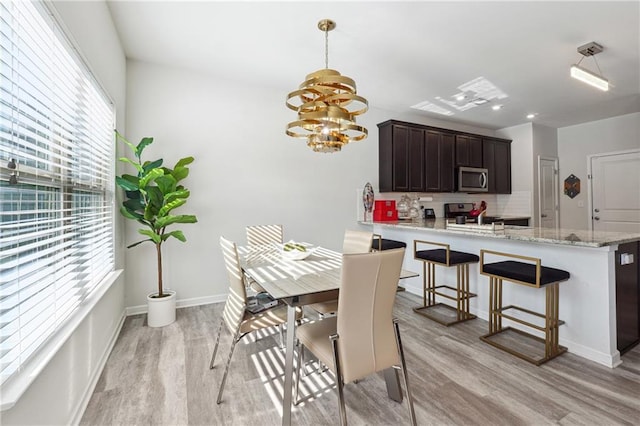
483,138,511,194
378,122,425,192
455,134,483,167
425,130,455,192
378,119,510,193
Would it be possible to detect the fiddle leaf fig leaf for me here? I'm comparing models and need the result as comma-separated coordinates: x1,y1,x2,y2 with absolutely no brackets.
138,168,164,189
172,166,189,182
119,157,143,173
162,230,186,242
175,156,194,168
158,198,186,217
155,214,198,229
138,229,161,244
120,205,140,220
116,131,137,155
155,174,177,195
165,189,190,204
136,137,154,157
116,176,139,191
142,159,163,173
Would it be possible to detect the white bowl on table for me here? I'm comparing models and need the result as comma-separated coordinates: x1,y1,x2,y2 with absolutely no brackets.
280,242,317,260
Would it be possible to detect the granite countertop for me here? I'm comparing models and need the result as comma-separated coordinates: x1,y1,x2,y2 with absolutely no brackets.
360,219,640,248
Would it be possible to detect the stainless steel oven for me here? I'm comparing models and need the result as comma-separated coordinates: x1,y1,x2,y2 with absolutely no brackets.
458,166,488,192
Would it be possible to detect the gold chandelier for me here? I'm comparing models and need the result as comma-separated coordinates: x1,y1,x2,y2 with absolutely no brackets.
286,19,368,153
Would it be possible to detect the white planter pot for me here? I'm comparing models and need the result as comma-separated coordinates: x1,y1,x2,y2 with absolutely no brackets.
147,290,177,327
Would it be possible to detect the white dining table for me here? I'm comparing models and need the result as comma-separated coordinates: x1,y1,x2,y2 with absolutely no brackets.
239,244,416,426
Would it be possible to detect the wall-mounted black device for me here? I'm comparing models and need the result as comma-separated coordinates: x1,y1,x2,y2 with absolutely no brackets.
424,208,436,220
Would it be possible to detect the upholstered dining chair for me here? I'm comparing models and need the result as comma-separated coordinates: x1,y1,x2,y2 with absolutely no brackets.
308,229,373,316
210,236,301,404
294,248,416,425
245,224,284,293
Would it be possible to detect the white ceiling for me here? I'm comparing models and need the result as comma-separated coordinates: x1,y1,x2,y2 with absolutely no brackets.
106,1,640,130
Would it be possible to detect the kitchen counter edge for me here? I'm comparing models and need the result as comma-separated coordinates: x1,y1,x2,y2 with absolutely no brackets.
359,219,640,248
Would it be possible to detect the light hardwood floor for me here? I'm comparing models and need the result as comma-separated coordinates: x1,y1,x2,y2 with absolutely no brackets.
81,292,640,425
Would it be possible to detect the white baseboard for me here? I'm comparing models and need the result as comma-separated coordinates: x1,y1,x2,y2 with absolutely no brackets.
125,294,227,316
70,310,126,426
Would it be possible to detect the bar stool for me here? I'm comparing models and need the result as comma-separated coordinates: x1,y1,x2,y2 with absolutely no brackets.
479,249,570,365
413,240,478,326
372,234,407,251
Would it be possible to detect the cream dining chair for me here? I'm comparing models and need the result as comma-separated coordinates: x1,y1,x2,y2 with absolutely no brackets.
294,248,416,425
245,224,284,293
307,229,373,316
210,236,301,404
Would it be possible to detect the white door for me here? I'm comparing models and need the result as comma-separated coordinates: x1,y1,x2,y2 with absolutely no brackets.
590,150,640,232
538,157,559,229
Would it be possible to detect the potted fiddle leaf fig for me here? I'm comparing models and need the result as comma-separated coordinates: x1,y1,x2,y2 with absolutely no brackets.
115,131,197,327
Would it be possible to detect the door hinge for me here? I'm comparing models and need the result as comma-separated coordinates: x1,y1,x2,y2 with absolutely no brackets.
587,174,592,179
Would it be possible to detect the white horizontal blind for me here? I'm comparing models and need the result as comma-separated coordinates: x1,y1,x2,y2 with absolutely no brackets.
0,1,114,386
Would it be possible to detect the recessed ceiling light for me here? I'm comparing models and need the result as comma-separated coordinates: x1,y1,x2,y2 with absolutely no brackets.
526,113,536,119
455,94,466,101
492,105,502,111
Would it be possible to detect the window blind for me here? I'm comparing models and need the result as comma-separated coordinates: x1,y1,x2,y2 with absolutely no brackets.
0,1,115,386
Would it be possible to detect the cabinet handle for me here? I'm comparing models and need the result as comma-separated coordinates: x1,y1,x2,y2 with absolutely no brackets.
594,216,600,221
541,214,547,218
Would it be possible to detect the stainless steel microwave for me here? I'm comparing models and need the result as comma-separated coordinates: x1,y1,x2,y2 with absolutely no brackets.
458,167,488,192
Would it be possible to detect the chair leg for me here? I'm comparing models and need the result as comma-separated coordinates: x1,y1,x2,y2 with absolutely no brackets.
216,330,241,404
279,323,285,349
294,342,303,405
209,318,225,369
330,334,347,426
393,319,417,426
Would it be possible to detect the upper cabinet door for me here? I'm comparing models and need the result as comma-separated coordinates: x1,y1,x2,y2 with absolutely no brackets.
483,138,511,194
378,121,425,192
456,135,483,167
425,130,455,192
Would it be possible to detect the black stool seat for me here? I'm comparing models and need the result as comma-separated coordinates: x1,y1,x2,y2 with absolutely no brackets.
373,239,407,251
415,249,479,265
483,260,570,286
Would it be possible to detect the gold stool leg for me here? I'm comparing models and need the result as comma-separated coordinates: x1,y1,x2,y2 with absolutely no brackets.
545,282,561,358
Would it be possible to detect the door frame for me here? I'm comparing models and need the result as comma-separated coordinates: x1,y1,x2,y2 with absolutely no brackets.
537,156,559,230
587,148,640,231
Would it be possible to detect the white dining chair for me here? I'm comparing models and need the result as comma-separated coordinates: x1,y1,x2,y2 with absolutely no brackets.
294,248,416,425
210,236,301,404
308,229,373,317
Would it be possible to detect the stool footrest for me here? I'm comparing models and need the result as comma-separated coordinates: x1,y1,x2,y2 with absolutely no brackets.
481,327,567,366
427,285,477,302
413,304,477,326
496,305,566,332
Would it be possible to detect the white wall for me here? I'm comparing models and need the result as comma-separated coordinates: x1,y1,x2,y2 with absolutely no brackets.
123,60,504,309
532,123,559,226
558,112,640,230
1,2,127,424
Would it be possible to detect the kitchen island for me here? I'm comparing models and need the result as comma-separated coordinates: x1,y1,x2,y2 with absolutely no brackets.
360,219,640,367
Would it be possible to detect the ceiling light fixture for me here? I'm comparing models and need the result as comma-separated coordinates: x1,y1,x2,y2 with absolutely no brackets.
492,105,502,111
526,113,536,119
286,19,368,153
570,42,609,91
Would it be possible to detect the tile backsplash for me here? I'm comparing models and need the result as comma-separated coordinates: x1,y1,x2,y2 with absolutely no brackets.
359,189,532,220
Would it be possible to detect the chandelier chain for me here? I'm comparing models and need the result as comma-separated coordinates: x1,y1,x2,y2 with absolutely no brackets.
324,27,329,69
